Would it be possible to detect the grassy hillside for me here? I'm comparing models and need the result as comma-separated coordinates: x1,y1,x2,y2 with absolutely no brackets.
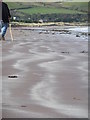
7,2,88,23
18,7,84,15
62,2,88,12
7,2,88,13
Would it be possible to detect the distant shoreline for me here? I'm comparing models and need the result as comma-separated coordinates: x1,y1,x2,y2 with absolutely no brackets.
11,22,88,27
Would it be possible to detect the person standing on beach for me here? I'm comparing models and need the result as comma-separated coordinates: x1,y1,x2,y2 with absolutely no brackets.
0,0,11,40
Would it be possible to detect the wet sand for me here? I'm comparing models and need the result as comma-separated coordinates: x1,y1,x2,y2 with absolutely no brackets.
1,26,88,118
0,41,2,119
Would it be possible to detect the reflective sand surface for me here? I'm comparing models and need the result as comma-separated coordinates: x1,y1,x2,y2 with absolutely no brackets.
1,26,88,118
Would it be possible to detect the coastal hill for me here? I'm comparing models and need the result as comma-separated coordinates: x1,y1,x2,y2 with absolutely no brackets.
7,2,88,23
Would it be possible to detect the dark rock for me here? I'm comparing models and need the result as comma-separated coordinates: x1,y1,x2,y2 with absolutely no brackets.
80,51,88,53
45,31,49,34
39,32,42,34
73,97,80,100
8,75,18,78
61,52,69,54
52,32,55,35
76,34,80,37
21,105,27,107
81,33,87,36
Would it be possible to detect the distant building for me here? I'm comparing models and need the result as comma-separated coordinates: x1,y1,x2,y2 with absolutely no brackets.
39,19,43,23
13,16,17,20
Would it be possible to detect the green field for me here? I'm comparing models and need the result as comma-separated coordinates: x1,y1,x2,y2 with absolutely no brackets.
63,2,88,12
18,6,84,15
7,2,88,23
7,2,88,14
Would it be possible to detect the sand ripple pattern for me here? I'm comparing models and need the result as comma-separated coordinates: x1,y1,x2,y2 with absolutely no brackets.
2,27,88,118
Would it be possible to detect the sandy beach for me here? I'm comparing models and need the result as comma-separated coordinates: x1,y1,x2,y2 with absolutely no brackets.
0,38,2,119
1,26,88,118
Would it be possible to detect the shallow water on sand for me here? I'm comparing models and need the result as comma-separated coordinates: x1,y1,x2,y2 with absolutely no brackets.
68,26,88,33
